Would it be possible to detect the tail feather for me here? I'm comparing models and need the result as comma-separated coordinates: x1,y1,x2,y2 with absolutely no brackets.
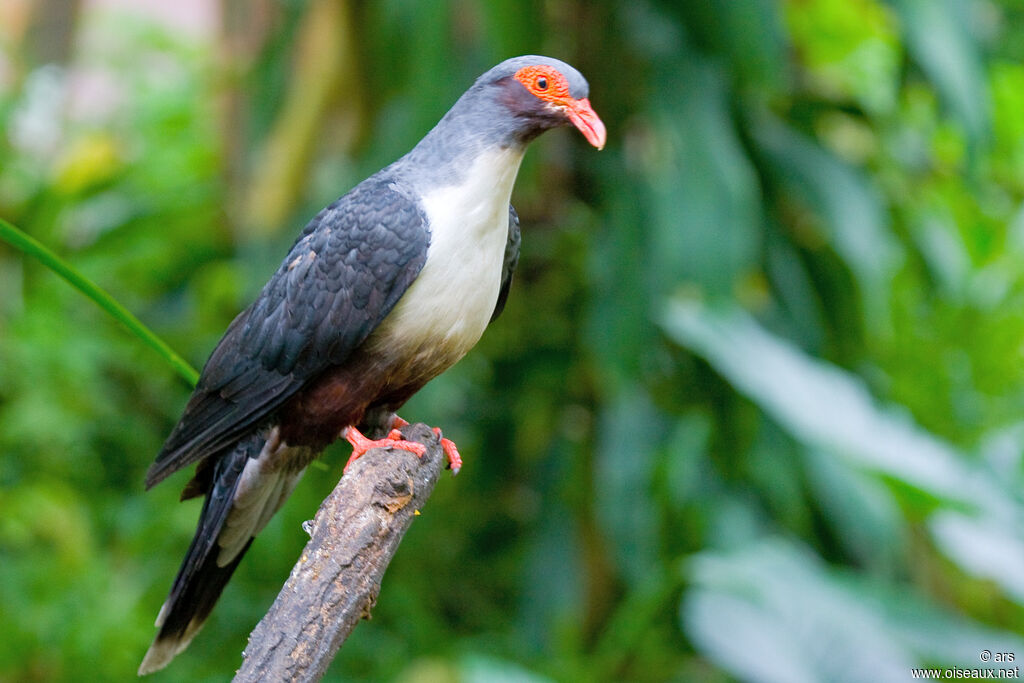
139,430,314,675
138,437,259,676
138,539,252,675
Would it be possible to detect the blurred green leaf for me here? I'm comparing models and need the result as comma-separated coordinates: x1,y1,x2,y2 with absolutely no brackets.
662,298,1024,620
752,115,902,330
459,655,553,683
803,447,905,572
683,538,1024,681
784,0,901,114
890,0,991,145
661,298,993,507
670,0,788,93
930,511,1024,606
643,59,763,298
594,386,664,584
684,547,911,682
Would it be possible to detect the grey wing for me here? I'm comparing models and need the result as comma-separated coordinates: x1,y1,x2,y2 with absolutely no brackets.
491,204,521,322
145,179,430,489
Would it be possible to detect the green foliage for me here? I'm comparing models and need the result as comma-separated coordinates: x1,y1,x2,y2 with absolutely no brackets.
2,1,1024,681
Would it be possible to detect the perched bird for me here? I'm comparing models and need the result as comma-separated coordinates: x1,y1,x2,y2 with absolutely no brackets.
137,55,605,674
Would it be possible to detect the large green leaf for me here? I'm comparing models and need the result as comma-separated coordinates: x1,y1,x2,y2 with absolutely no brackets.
682,538,1024,682
661,298,983,505
661,298,1024,604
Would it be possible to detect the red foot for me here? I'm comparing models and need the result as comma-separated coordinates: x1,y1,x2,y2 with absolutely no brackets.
433,427,462,474
343,416,463,475
390,416,463,473
343,424,426,473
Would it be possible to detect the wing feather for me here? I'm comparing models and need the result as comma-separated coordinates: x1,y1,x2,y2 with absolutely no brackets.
491,204,521,322
146,177,429,488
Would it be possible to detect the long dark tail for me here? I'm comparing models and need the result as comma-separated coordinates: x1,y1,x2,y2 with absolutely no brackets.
138,437,260,675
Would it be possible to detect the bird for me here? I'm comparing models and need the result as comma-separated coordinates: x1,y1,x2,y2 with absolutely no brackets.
137,55,605,674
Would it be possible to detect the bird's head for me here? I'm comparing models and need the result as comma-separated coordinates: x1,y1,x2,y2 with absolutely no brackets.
471,56,607,150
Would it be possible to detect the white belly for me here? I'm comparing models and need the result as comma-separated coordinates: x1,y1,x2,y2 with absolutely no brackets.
371,146,524,366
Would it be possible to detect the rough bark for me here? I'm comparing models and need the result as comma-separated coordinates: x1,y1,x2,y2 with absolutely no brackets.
233,423,446,682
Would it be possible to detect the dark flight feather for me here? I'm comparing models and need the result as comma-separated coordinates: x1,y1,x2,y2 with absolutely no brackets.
145,178,430,489
492,205,521,322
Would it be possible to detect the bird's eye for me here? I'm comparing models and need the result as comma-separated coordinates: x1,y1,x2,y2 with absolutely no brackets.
513,66,567,98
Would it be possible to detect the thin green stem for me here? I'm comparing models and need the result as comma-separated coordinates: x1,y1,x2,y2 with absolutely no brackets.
0,217,199,387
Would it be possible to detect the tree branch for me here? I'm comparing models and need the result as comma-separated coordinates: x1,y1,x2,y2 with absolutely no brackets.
233,423,446,682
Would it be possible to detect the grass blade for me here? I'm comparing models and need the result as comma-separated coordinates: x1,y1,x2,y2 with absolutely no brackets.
0,217,199,387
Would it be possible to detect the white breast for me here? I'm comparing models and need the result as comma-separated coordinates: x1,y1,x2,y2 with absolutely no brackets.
371,146,524,364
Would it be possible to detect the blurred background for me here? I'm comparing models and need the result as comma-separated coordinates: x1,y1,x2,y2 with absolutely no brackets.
2,0,1024,681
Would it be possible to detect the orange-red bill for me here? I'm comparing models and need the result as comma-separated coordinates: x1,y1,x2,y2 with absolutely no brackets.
566,97,607,150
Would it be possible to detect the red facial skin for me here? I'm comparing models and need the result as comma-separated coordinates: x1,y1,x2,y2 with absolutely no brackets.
514,65,607,150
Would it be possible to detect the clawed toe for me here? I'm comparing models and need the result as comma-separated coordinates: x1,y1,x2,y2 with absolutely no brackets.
343,425,427,472
342,420,462,475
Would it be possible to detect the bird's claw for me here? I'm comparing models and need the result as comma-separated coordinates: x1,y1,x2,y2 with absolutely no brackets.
343,425,427,473
342,420,462,475
433,427,462,475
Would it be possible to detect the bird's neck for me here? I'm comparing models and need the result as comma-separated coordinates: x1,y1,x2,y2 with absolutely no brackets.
397,88,529,192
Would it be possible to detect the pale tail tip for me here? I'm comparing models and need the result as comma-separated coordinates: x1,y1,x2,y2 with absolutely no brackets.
138,642,174,676
137,626,199,675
